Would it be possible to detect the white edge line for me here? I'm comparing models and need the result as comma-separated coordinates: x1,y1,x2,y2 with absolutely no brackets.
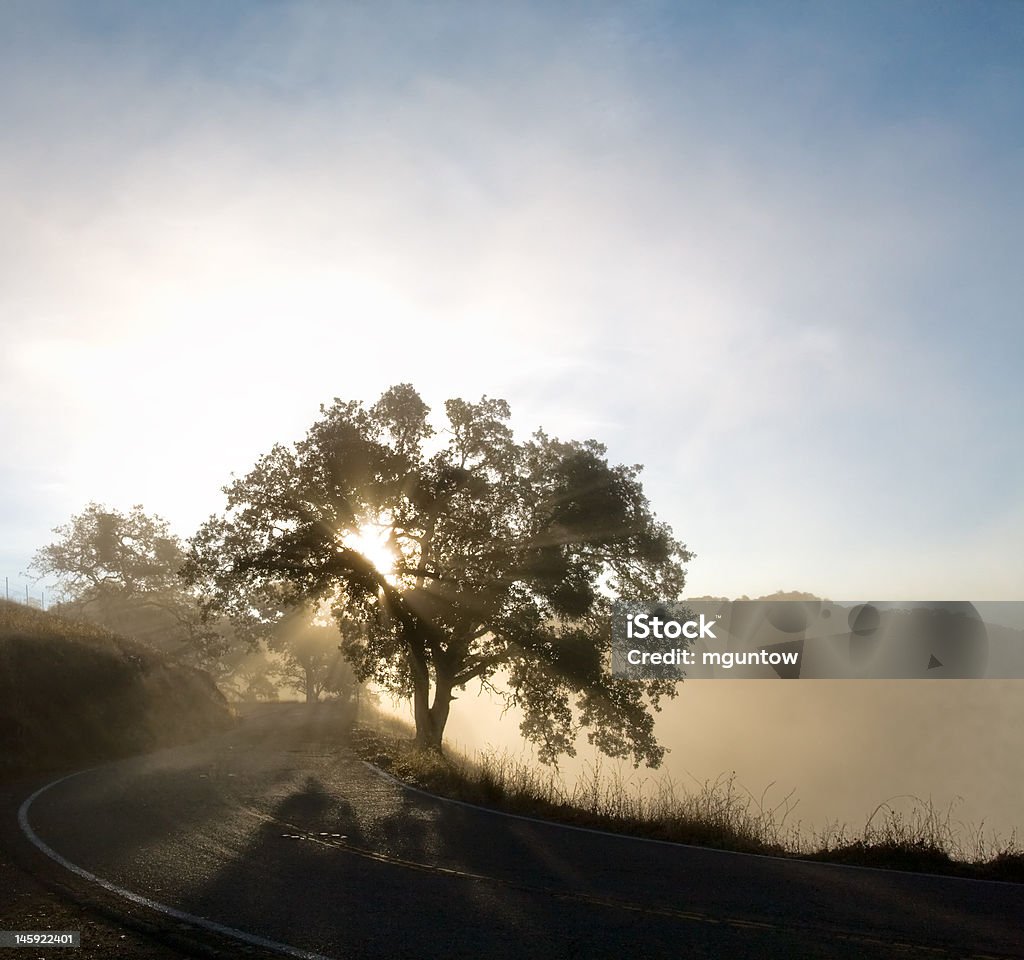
18,768,337,960
360,761,1023,888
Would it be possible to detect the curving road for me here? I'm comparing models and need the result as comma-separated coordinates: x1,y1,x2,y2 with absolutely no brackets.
12,705,1024,959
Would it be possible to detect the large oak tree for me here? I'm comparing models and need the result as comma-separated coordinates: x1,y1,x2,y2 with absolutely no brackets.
184,385,691,766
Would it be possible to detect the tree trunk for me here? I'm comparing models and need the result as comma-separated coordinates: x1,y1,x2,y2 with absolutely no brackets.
409,644,436,748
407,626,455,752
427,675,454,751
305,671,316,704
409,666,455,751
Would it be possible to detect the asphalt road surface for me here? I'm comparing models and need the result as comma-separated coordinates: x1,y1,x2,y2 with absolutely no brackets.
11,705,1024,959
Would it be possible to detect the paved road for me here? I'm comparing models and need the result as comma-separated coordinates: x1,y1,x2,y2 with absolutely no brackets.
12,706,1024,959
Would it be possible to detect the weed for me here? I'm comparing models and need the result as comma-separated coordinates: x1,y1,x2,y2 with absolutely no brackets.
352,707,1023,882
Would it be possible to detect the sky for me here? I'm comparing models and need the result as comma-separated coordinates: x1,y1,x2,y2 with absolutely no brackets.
2,0,1023,605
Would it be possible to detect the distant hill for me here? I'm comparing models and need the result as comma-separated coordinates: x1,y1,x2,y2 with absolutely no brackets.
686,592,824,602
0,600,233,779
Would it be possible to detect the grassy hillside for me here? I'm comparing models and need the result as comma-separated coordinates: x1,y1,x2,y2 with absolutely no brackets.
353,709,1024,883
0,600,233,779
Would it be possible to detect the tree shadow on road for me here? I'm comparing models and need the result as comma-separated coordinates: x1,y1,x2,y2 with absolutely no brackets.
173,767,935,960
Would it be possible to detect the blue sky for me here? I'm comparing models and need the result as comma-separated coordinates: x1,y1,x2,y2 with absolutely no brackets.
2,0,1022,602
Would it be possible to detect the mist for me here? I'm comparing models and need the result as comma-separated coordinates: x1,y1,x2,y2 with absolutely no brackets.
442,679,1024,843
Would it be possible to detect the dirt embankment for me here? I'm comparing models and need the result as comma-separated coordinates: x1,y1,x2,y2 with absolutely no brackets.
0,600,234,780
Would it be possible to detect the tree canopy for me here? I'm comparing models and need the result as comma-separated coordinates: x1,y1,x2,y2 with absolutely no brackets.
268,609,358,704
184,384,692,766
31,503,223,664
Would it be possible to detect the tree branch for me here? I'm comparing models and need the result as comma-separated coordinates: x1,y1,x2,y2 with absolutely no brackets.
453,651,508,687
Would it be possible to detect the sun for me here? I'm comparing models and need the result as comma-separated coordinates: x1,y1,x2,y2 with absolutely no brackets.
343,523,398,581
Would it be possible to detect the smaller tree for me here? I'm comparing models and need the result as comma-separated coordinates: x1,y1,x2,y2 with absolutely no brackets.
268,610,357,704
30,503,225,664
238,664,281,702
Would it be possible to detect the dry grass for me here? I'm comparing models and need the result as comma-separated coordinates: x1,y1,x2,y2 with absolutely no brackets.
352,707,1023,881
807,796,1023,880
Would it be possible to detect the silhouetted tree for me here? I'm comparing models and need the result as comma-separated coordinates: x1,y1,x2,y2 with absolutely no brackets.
237,663,280,702
30,503,226,665
269,612,357,704
184,385,691,765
